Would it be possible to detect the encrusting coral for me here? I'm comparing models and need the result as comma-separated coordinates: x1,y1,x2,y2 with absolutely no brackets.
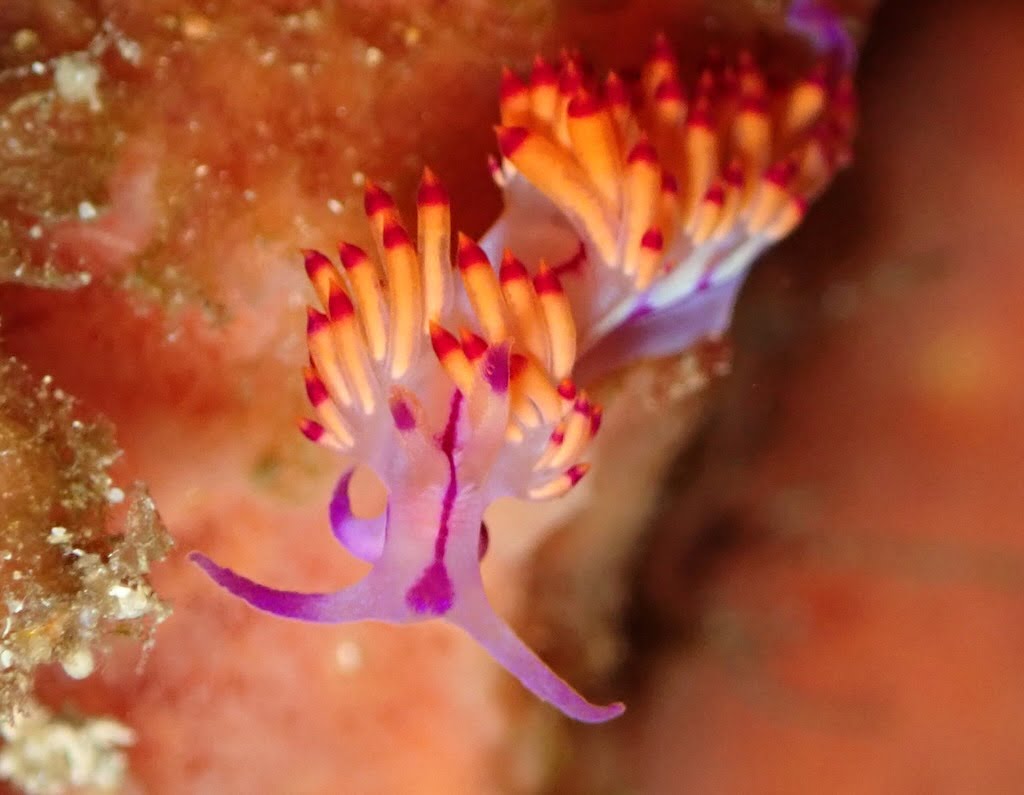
193,32,854,724
0,356,171,723
0,699,135,795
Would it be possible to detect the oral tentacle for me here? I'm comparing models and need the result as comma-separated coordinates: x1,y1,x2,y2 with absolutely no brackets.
190,552,401,623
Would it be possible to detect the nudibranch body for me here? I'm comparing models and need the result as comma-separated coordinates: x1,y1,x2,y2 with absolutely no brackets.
484,36,855,380
193,34,858,725
191,171,622,723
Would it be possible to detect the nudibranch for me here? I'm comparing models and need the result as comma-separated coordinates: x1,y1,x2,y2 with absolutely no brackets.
191,171,623,722
483,35,856,381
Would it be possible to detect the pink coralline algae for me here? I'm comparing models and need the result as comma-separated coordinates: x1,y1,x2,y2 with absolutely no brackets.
483,35,855,381
192,171,620,722
192,35,854,724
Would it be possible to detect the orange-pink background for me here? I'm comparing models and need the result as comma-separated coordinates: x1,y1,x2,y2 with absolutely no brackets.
2,0,1023,792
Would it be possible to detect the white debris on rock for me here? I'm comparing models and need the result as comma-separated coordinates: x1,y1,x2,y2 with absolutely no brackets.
107,583,154,621
58,647,96,680
46,526,69,545
115,36,143,66
0,704,134,795
52,53,102,112
0,361,172,721
77,201,98,221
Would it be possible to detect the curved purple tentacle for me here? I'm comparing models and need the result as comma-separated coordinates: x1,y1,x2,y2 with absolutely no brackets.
329,469,388,563
190,553,334,621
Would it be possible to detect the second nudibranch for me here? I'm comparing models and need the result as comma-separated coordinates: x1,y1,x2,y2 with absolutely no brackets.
484,36,856,380
191,170,622,723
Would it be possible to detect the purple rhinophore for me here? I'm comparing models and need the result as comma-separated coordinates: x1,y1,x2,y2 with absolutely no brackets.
328,469,387,563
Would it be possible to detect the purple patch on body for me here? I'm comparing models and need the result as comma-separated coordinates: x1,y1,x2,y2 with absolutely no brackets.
390,398,416,431
482,345,510,392
406,560,455,615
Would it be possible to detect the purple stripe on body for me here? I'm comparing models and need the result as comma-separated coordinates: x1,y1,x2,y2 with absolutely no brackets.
433,390,463,560
405,390,463,615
